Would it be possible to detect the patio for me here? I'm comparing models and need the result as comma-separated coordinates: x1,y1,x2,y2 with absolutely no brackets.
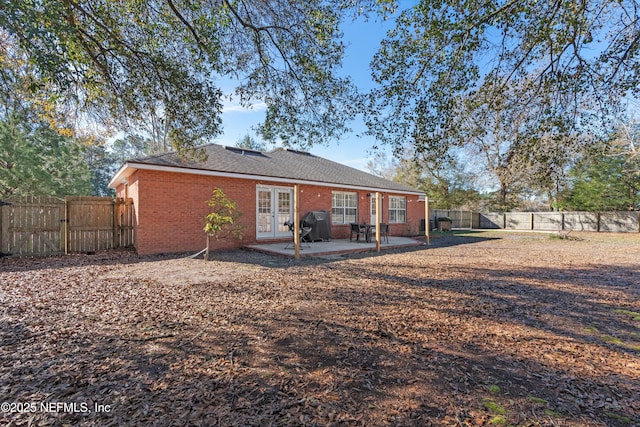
246,236,424,258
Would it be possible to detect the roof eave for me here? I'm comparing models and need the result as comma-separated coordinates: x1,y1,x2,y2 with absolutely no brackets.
109,162,425,196
108,162,137,189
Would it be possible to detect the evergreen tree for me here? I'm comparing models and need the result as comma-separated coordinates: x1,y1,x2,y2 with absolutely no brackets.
561,155,639,211
0,116,93,197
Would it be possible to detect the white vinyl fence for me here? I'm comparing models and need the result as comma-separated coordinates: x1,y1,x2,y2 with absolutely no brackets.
428,209,640,233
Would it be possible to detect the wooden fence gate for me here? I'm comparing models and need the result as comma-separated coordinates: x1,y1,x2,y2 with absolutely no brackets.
0,196,134,257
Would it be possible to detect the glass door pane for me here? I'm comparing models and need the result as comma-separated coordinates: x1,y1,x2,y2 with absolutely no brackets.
370,196,376,224
276,190,292,236
257,190,272,233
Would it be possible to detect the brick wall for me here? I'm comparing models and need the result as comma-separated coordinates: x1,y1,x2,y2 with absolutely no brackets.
324,190,423,239
123,170,424,255
131,170,257,255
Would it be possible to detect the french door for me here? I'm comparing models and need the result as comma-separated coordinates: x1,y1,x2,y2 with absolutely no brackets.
256,186,293,239
370,195,383,224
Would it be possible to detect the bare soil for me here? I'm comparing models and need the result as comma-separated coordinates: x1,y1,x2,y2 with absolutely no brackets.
1,231,639,426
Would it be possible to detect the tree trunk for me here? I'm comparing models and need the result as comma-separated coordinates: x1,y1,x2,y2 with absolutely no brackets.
500,181,508,209
205,234,211,261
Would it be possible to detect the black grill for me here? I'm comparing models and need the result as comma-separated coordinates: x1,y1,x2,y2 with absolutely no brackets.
300,211,331,241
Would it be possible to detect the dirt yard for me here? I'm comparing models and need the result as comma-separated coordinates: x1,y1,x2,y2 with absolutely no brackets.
1,231,639,426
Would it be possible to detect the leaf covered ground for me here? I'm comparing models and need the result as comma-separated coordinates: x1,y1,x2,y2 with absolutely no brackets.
1,231,639,426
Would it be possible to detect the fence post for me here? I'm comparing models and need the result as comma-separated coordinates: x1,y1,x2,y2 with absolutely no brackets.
425,197,430,246
113,199,120,249
294,184,300,260
530,212,534,230
63,198,69,254
0,203,3,254
0,202,3,254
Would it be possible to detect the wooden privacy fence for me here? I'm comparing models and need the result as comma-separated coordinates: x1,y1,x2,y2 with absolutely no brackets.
0,196,133,257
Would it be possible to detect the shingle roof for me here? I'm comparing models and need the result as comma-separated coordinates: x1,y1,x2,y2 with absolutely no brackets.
114,143,422,194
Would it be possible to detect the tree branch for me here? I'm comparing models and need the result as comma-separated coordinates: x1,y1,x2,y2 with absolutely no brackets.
166,0,206,53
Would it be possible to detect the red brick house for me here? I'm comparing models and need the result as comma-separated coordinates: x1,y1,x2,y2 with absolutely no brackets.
108,144,425,255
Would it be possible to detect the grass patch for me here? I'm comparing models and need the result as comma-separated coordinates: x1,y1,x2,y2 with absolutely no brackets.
483,399,507,415
625,343,640,351
605,411,634,424
488,384,501,394
528,396,548,405
585,322,639,349
601,335,623,345
548,233,567,241
489,415,507,425
544,409,562,417
548,231,581,241
614,309,640,321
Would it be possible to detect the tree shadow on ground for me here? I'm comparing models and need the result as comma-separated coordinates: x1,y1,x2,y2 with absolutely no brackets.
421,230,502,249
2,280,637,426
2,234,638,426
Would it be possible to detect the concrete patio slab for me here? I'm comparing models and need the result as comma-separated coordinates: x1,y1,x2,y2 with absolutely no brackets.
246,236,424,258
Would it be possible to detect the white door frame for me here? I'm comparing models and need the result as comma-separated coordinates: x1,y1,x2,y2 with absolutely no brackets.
256,185,294,239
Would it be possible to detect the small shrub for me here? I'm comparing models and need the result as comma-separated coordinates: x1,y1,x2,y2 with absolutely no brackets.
203,188,244,260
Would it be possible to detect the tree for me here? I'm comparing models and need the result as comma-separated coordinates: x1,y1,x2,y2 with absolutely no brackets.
84,142,116,197
561,154,640,211
0,0,360,155
613,114,640,177
0,116,93,197
235,134,268,152
559,119,640,211
367,0,640,164
110,134,150,164
0,33,93,197
203,188,244,260
452,80,591,211
366,150,480,209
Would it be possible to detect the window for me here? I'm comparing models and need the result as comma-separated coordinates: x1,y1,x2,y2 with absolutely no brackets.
332,191,357,224
388,196,406,223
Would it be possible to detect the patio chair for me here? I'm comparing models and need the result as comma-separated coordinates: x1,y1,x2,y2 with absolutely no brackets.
381,223,389,243
284,220,312,249
368,223,389,243
349,223,366,241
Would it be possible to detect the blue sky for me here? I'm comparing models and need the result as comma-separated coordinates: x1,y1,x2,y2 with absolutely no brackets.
215,16,396,172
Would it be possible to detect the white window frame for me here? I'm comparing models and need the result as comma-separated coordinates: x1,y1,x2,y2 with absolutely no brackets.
332,191,358,224
388,196,406,224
